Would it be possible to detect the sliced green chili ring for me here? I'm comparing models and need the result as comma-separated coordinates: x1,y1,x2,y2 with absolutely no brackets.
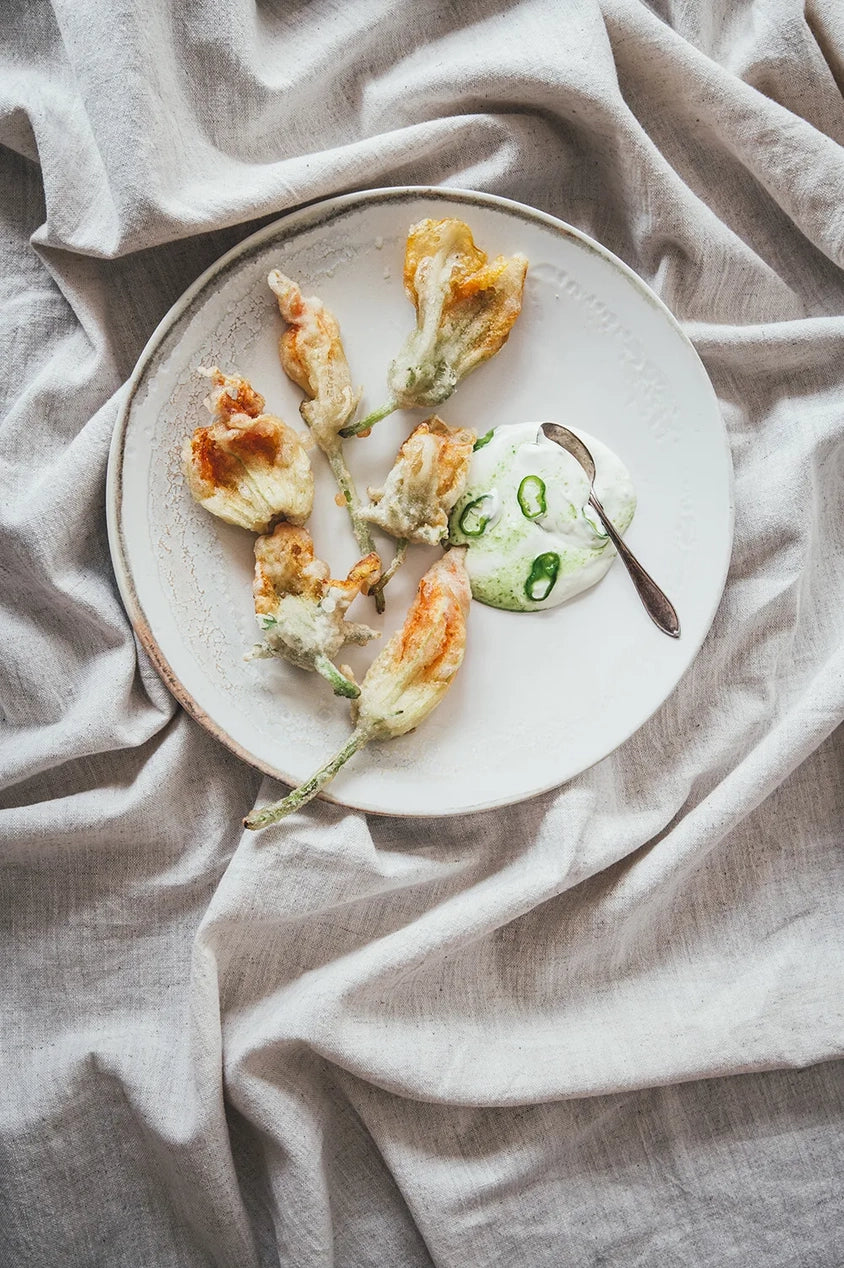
525,552,560,602
473,429,495,451
517,474,547,520
583,505,609,539
458,495,494,537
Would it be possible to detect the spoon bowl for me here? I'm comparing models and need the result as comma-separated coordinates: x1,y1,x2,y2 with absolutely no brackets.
541,423,681,639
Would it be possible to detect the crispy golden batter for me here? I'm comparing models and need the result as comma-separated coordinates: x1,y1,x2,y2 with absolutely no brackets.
267,270,381,578
267,271,360,452
183,367,313,533
200,367,265,421
352,548,471,740
253,524,330,612
388,218,528,409
250,524,379,693
253,524,379,612
363,416,477,545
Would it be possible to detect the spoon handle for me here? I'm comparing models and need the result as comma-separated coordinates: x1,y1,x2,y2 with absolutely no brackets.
589,493,681,638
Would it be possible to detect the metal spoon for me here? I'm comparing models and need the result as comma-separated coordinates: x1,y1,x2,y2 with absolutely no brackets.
541,423,680,638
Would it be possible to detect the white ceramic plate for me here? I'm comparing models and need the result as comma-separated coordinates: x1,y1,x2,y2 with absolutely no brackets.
107,187,733,817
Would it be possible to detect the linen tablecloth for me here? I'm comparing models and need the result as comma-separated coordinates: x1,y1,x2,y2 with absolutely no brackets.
2,2,842,1264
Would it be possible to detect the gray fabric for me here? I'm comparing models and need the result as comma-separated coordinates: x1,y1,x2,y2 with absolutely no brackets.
2,1,843,1264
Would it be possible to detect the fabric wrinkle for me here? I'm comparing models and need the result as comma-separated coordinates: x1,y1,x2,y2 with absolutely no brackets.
1,1,842,1264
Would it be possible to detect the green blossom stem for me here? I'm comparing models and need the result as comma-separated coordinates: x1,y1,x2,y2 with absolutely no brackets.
369,539,408,605
326,447,385,613
313,655,360,699
244,725,373,829
339,401,397,438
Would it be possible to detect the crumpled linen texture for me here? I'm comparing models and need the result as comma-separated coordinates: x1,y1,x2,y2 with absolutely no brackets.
1,1,842,1265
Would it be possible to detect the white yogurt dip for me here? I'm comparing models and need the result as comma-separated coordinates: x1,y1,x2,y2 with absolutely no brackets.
448,421,636,611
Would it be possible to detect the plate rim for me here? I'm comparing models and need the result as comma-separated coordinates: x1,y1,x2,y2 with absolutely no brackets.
106,184,735,818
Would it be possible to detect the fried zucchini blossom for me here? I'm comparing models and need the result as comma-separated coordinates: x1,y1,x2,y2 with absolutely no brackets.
268,270,383,605
182,367,313,532
341,218,528,437
362,416,476,601
248,524,380,698
244,548,471,829
363,416,476,546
